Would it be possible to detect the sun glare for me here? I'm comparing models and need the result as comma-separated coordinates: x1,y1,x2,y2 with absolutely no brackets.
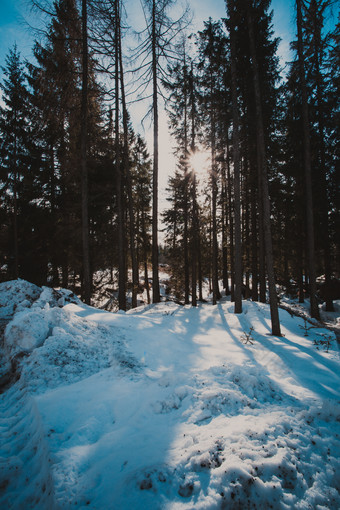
189,150,211,178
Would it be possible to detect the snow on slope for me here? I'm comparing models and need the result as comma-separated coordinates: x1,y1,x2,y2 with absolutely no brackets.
1,281,340,509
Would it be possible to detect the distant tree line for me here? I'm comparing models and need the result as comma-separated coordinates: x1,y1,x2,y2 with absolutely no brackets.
0,0,339,328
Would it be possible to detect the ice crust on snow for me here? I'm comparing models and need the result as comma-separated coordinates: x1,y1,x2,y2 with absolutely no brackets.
0,280,339,509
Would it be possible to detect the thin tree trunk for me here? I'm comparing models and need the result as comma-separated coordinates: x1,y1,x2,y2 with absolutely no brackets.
81,0,91,304
151,0,160,303
13,118,19,279
210,81,220,305
115,0,126,310
229,0,242,313
296,0,320,319
250,158,259,301
247,4,281,335
221,162,229,294
118,9,138,309
226,136,235,302
141,210,151,305
183,59,190,304
190,63,198,306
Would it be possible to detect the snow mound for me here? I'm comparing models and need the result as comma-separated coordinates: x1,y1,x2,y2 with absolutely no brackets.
4,309,50,355
0,279,41,319
0,279,80,321
20,309,141,393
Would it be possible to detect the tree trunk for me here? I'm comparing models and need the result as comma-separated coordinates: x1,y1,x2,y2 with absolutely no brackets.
81,0,91,304
13,117,19,279
183,60,190,304
151,0,160,303
312,9,333,311
229,0,242,313
247,4,281,335
226,137,235,302
296,0,320,319
250,158,259,301
118,8,138,309
115,0,126,310
190,63,198,306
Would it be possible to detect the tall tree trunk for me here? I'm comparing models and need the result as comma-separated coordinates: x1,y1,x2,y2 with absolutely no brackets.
190,63,198,306
183,59,190,304
141,210,151,305
250,156,259,301
211,126,220,305
226,136,235,302
312,9,333,311
81,0,91,304
221,162,229,294
296,0,320,319
191,169,198,306
247,4,281,335
13,119,19,279
257,154,266,303
229,0,242,313
115,0,126,310
50,144,59,286
151,0,160,303
118,8,138,309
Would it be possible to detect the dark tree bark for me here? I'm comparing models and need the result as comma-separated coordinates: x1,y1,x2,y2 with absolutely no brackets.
228,0,242,314
310,1,334,311
115,0,126,310
190,64,198,307
13,119,19,279
226,136,235,302
118,7,138,309
81,0,91,304
296,0,320,319
151,0,161,303
247,3,281,335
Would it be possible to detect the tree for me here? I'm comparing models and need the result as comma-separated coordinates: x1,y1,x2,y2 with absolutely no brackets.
0,45,30,280
136,0,189,303
296,0,320,320
246,0,281,335
197,19,227,304
81,0,91,304
226,0,242,313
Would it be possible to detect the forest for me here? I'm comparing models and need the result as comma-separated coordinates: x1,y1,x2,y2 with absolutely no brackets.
0,0,339,334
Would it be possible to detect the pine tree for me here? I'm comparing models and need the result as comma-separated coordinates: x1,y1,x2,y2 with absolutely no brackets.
0,45,30,280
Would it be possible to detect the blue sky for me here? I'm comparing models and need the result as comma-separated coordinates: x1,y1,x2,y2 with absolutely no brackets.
0,0,298,72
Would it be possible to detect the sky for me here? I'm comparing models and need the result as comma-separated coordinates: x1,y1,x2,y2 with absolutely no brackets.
0,0,337,217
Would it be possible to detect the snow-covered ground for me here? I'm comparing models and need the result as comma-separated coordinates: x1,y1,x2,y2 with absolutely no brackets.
1,280,340,509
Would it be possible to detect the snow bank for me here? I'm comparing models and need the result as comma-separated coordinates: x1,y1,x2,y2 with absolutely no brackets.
0,279,41,319
1,280,81,358
4,308,50,355
1,284,339,509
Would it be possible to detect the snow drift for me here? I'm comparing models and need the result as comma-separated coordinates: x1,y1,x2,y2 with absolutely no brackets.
0,279,339,509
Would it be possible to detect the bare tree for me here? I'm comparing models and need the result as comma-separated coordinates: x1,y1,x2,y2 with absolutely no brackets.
134,0,189,303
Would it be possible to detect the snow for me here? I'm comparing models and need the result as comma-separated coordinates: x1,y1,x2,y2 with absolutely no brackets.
1,280,340,509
